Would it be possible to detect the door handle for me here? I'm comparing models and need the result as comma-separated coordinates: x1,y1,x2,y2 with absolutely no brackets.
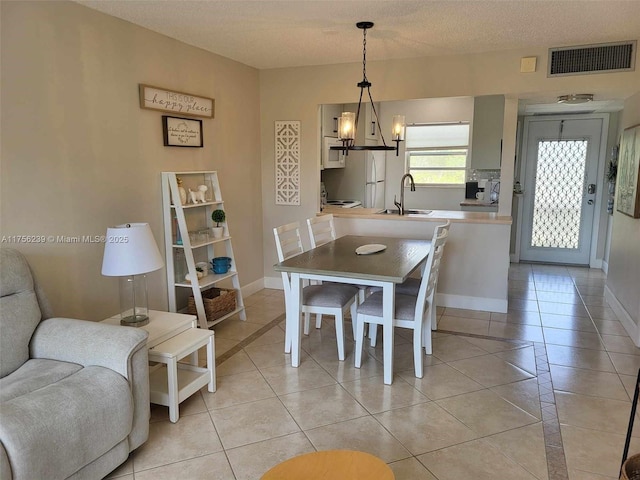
588,199,594,205
588,184,596,194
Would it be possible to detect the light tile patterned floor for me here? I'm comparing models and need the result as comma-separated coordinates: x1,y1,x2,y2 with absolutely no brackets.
107,264,639,480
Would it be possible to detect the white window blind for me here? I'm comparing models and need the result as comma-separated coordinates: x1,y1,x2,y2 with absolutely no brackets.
405,123,470,185
405,124,470,149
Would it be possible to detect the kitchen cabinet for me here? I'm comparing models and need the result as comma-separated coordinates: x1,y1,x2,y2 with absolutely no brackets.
344,102,380,143
321,104,342,137
161,171,246,329
470,95,505,170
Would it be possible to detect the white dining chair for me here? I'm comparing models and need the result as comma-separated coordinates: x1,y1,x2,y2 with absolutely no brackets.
274,221,359,361
393,219,450,330
354,221,450,378
367,220,450,347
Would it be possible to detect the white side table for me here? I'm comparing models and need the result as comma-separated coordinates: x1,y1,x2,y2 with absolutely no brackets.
148,328,216,422
102,310,216,423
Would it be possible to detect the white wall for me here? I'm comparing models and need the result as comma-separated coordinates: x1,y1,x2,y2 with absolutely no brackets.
1,1,263,320
606,91,640,344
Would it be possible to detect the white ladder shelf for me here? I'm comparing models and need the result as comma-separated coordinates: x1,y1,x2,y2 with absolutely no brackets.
161,171,246,329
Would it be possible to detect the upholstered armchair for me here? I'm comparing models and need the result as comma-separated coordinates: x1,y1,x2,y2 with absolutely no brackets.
0,248,150,480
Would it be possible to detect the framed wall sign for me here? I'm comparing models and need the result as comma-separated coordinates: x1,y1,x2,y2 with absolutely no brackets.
162,116,203,148
139,84,214,118
616,124,640,218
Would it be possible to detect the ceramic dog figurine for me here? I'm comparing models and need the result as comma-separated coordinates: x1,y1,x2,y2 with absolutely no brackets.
188,185,208,203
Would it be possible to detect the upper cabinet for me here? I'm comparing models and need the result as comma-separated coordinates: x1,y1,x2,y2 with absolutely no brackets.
321,104,342,137
470,95,505,170
344,102,380,143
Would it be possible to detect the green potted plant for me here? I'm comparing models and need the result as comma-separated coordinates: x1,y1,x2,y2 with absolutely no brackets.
211,209,226,238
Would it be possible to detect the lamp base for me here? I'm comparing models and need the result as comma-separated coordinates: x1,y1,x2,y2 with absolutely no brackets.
120,314,149,327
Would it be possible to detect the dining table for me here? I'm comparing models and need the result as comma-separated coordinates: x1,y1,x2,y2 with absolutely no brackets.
274,234,432,385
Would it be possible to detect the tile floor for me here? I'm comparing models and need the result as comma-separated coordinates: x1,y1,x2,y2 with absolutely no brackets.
108,264,640,480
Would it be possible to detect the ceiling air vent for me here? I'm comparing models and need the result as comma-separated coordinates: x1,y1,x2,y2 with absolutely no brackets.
548,41,636,77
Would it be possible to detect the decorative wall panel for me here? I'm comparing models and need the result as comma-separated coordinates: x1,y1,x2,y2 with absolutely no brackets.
275,121,301,205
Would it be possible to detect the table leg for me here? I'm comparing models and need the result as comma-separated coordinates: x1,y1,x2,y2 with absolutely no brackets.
290,273,302,367
167,357,179,423
207,334,216,392
382,282,395,385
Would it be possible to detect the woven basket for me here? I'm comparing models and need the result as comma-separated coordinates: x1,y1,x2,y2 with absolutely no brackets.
622,453,640,480
187,288,236,321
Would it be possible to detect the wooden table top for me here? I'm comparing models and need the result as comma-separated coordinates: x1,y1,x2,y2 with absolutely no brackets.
261,450,394,480
274,235,431,284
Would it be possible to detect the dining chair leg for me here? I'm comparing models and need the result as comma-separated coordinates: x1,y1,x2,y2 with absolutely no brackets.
423,307,433,355
349,298,358,339
354,314,365,368
431,301,438,331
335,313,346,361
413,333,423,378
315,314,323,329
284,302,292,354
303,312,311,335
369,324,378,347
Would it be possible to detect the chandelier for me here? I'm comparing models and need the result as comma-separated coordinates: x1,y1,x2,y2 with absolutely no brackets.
331,22,405,156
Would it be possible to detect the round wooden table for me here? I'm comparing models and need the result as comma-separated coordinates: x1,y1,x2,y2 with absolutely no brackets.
261,450,395,479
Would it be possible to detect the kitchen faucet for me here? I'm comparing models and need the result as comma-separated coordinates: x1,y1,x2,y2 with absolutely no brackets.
393,173,416,215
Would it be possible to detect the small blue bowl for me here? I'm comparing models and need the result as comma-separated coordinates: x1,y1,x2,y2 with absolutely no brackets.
211,257,232,274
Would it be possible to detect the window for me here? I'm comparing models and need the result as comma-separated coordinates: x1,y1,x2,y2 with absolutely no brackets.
405,123,470,185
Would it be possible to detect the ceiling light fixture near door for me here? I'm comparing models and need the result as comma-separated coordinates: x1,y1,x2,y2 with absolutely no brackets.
331,22,405,156
557,93,594,104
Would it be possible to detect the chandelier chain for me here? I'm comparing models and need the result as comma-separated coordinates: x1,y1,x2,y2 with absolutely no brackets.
362,27,368,82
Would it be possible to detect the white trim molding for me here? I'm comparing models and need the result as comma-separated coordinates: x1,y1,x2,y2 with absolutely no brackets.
605,285,639,346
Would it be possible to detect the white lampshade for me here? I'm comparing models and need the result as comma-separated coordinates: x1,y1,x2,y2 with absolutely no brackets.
102,223,164,276
102,223,164,327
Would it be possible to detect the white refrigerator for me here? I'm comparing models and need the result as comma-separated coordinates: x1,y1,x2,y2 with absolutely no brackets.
320,149,386,208
364,151,386,208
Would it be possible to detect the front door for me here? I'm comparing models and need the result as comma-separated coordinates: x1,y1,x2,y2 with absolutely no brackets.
520,117,603,265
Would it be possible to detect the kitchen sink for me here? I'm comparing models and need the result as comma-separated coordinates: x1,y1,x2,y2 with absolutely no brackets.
379,208,432,216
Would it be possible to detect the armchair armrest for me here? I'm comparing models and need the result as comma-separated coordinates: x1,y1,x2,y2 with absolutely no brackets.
30,318,150,450
30,318,148,379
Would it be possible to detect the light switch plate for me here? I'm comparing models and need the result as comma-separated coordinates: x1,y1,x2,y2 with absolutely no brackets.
520,56,537,73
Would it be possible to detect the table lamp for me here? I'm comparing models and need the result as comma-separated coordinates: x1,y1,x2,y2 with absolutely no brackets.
101,223,164,327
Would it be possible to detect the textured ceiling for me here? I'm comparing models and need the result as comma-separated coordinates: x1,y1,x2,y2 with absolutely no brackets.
76,0,640,70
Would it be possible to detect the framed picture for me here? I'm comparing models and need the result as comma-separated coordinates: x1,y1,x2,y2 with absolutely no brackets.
616,124,640,218
162,116,203,148
139,84,214,118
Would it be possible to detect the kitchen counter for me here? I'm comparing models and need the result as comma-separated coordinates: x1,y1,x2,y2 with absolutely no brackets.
320,206,511,313
320,206,511,225
459,199,498,207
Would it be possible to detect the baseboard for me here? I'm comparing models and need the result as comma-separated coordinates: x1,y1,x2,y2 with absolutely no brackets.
510,254,519,263
241,278,266,298
590,258,603,269
604,285,639,346
602,259,609,275
436,293,508,314
264,276,284,290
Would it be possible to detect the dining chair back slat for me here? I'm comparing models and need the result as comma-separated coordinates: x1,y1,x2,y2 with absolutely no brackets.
306,214,336,248
274,222,304,262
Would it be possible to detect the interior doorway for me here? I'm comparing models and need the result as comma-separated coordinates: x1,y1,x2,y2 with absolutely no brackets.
519,116,606,265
